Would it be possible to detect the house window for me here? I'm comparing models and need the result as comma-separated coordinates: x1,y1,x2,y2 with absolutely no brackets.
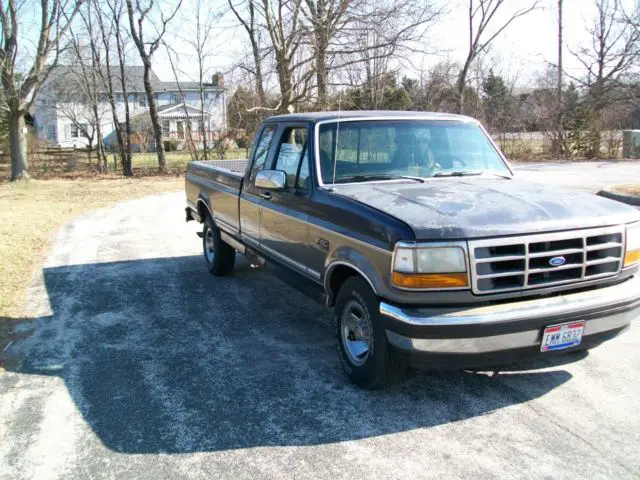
170,93,179,104
70,124,79,138
162,119,170,135
116,93,123,102
138,93,146,107
47,125,56,140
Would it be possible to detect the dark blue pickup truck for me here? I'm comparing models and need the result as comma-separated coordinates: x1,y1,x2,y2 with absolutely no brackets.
186,111,640,388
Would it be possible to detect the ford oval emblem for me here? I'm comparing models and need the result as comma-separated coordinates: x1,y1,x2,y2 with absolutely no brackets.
549,256,567,267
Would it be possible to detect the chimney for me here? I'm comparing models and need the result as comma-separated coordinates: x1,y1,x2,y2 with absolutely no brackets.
212,73,225,88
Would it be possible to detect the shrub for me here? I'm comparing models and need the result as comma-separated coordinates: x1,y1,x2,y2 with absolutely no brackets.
163,140,178,152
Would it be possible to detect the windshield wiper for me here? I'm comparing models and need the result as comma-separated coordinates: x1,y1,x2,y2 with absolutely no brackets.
432,171,483,177
433,171,512,179
335,174,424,184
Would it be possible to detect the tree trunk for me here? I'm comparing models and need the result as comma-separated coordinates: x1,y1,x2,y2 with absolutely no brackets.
118,67,133,176
123,98,133,175
92,103,107,170
143,63,166,171
251,37,267,106
456,68,469,114
9,112,29,181
98,136,107,172
316,38,329,110
87,138,94,168
199,91,209,160
275,49,294,114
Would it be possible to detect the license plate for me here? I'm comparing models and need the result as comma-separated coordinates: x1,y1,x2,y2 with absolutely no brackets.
541,321,585,352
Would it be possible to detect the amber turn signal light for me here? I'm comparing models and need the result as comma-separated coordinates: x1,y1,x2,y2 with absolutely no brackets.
392,272,469,289
624,249,640,267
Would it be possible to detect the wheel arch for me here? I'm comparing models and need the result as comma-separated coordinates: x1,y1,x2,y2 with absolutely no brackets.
196,196,213,223
324,260,378,307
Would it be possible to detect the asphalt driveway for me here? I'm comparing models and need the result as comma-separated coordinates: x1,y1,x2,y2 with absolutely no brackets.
515,160,640,192
1,162,640,479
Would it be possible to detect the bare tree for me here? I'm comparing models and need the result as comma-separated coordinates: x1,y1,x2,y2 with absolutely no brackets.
182,0,222,159
95,0,132,176
565,0,639,155
54,76,100,161
569,0,639,112
456,0,538,114
165,43,198,160
254,0,314,113
111,0,134,175
555,0,564,156
228,0,267,107
126,0,182,171
302,0,350,109
130,113,154,153
328,0,442,109
0,0,84,180
67,4,109,170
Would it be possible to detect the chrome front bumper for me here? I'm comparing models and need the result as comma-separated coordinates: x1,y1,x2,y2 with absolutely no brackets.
380,275,640,356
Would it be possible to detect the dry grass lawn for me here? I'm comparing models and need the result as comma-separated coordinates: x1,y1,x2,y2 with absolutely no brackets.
611,184,640,196
0,177,183,319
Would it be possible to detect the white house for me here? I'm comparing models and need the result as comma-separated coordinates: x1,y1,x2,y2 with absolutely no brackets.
33,66,227,150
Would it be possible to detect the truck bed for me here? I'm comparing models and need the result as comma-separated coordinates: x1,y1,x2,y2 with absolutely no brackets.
186,159,248,234
189,160,247,188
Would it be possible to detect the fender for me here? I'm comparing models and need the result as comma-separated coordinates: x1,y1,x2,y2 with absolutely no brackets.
324,245,389,304
196,195,214,223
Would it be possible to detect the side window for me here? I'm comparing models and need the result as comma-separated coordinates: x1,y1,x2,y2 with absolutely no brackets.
274,126,308,189
249,125,276,181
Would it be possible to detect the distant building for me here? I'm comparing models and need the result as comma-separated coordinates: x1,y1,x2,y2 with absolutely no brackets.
33,66,227,150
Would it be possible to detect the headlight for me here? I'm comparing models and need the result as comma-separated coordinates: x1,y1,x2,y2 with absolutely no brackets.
392,244,469,289
625,224,640,267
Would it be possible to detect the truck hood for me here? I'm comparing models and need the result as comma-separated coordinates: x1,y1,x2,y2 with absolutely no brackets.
331,177,640,240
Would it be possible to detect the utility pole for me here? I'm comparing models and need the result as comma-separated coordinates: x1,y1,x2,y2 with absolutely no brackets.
557,0,564,156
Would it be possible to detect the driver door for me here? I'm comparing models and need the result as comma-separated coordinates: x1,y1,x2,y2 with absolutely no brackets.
258,123,316,279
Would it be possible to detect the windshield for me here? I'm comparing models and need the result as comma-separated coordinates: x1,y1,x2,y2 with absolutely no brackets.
317,120,511,184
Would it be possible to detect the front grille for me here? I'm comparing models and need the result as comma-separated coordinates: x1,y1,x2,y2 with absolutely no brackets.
469,226,625,294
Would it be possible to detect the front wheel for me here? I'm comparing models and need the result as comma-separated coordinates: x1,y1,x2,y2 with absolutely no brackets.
334,276,406,388
203,216,235,276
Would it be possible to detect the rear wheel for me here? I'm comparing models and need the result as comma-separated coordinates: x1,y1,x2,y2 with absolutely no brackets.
334,276,405,388
203,216,235,276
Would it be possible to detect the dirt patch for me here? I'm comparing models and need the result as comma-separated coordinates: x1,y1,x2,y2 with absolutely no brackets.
610,184,640,196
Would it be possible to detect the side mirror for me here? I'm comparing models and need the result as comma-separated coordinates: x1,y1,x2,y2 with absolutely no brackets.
255,169,287,190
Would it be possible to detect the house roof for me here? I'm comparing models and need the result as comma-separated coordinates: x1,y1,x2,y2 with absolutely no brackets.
45,65,226,94
156,102,211,118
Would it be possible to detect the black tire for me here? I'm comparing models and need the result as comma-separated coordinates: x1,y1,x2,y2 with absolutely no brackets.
334,276,406,388
202,216,235,276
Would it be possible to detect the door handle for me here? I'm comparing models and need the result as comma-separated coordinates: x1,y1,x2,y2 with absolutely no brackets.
260,191,272,200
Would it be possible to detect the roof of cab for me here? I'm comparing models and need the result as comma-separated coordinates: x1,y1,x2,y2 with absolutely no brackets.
265,110,477,123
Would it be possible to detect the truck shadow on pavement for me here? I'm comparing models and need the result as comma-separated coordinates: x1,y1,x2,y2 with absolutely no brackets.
4,255,575,454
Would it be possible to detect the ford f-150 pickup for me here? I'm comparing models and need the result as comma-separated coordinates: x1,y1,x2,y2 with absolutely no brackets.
185,111,640,388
